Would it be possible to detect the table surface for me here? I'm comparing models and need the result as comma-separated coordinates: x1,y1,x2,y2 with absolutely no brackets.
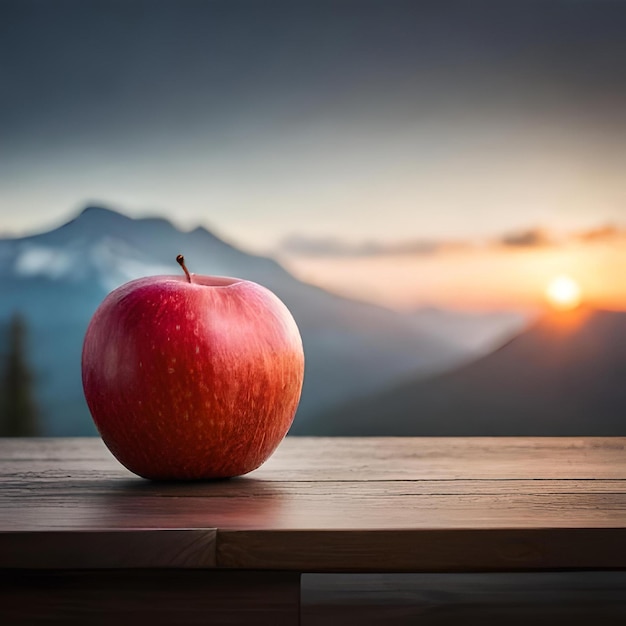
2,437,626,573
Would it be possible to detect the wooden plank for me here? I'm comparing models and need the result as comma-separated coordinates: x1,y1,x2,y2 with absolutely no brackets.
0,438,111,461
261,437,626,479
0,570,301,626
217,528,626,572
0,529,216,569
301,572,626,626
5,477,626,496
2,437,626,480
2,491,626,531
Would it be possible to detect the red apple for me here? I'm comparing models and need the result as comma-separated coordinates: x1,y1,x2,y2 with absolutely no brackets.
81,255,304,480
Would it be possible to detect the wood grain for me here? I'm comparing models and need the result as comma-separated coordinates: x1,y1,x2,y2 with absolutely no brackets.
301,572,626,626
0,570,300,626
217,528,626,572
2,491,626,531
3,437,626,480
0,529,215,568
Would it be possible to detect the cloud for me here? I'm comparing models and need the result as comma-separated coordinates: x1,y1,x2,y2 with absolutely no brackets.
499,228,553,248
576,224,622,242
278,235,443,258
278,223,626,258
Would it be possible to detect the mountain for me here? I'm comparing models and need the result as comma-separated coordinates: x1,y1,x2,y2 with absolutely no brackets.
0,205,474,436
310,307,626,436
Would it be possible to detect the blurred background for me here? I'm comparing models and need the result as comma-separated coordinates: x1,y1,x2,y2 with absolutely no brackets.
1,0,626,436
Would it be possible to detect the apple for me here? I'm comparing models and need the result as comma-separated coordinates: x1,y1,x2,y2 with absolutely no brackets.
81,255,304,480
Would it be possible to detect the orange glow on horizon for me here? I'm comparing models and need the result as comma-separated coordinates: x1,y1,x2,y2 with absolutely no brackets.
280,241,626,314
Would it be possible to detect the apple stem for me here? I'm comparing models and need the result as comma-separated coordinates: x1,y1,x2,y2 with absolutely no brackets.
176,255,192,283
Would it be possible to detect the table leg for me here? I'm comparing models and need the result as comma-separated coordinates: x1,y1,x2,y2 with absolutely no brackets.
0,569,301,625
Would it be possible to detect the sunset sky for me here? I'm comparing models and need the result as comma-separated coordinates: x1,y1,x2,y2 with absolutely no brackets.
281,227,626,312
2,0,626,312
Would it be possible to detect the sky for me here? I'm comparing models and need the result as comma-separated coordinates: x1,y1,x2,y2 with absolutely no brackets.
2,0,626,311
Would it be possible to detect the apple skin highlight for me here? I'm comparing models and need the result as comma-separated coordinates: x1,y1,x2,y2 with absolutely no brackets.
82,273,304,480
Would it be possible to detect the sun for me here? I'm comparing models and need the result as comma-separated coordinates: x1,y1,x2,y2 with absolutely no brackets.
545,275,582,310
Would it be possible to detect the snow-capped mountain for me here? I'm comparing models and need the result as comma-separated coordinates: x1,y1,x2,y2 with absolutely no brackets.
0,205,477,435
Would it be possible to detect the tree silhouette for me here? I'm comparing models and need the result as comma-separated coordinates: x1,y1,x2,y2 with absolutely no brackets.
0,313,40,436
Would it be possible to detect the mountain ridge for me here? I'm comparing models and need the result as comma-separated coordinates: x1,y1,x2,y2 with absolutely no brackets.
310,306,626,436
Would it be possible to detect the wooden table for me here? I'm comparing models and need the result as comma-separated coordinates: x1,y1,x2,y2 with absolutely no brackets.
2,437,626,624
